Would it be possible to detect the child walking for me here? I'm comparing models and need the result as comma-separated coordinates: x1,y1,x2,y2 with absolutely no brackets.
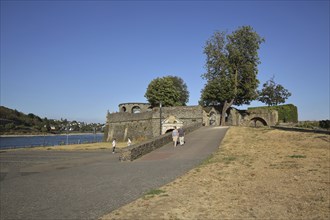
112,138,116,154
172,127,179,147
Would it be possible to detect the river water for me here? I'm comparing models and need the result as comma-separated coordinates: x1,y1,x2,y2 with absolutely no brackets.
0,133,104,150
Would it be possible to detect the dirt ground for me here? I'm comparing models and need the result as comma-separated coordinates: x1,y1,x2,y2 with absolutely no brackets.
101,127,330,220
16,142,129,151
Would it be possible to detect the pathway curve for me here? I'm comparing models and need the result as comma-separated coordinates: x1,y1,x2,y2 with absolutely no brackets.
0,126,228,220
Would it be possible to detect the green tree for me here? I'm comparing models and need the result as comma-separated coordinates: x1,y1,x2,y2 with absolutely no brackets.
168,76,189,106
200,26,264,125
145,75,189,107
258,76,292,106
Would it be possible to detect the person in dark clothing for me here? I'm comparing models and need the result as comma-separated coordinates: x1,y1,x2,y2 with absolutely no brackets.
178,127,185,146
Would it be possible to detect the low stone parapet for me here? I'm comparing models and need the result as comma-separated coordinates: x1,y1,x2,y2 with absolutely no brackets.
119,122,202,161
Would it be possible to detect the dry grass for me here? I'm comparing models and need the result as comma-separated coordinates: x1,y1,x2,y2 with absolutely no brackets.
101,127,330,220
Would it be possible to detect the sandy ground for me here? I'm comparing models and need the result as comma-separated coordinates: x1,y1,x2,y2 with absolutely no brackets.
12,142,130,151
101,127,330,220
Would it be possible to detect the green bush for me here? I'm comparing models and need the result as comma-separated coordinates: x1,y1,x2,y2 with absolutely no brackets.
319,120,330,130
248,104,298,123
296,121,319,129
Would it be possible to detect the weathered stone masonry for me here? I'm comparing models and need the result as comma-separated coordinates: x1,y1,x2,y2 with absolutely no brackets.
104,102,280,142
105,103,203,142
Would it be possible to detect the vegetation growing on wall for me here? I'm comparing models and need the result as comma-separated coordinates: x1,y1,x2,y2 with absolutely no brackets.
248,104,298,123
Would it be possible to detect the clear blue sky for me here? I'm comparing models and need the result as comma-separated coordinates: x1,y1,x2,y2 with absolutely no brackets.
1,0,329,123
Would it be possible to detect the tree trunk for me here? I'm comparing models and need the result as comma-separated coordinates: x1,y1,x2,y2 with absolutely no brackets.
220,99,234,126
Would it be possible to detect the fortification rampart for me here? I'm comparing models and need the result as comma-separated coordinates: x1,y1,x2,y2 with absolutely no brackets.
227,108,278,127
105,111,154,142
107,111,153,123
118,103,151,113
104,103,291,142
119,122,202,161
105,105,204,142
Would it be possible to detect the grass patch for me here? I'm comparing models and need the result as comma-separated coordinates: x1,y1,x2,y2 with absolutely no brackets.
288,154,306,158
143,189,167,199
222,156,237,164
194,168,201,173
200,155,214,166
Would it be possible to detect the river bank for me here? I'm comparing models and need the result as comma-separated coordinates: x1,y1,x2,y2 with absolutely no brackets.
0,133,104,150
0,132,104,137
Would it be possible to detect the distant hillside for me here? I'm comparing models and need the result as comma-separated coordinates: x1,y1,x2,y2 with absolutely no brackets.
0,106,104,135
0,106,43,126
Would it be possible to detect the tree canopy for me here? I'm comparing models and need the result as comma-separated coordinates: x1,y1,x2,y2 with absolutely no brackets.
200,26,264,125
258,76,292,106
144,75,189,107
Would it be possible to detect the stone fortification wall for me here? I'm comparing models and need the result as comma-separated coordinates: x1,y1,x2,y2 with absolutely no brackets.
119,122,202,161
150,105,203,136
157,105,203,125
118,103,151,113
227,108,278,126
105,111,154,142
105,105,204,142
246,108,278,127
107,111,153,123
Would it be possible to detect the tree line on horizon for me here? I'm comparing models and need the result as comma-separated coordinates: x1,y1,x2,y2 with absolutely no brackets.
0,106,104,135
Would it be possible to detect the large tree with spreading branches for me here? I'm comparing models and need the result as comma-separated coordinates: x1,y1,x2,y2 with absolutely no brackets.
200,26,265,125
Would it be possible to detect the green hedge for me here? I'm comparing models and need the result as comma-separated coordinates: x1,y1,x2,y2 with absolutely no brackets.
319,120,330,130
248,104,298,123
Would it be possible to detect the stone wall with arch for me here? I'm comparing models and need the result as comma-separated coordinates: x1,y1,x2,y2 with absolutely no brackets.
227,107,278,127
105,103,280,142
118,103,152,114
105,105,203,142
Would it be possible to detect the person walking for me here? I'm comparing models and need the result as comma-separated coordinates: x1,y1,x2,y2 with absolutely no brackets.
112,138,116,154
172,126,179,147
178,127,185,146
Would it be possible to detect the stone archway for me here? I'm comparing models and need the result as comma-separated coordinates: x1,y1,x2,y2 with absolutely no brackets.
209,112,216,126
249,117,268,127
165,128,174,133
162,115,183,135
131,106,141,114
120,106,127,112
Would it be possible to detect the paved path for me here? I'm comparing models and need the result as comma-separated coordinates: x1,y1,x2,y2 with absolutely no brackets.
0,126,228,220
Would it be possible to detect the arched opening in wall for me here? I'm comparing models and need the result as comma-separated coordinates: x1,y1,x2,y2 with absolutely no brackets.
225,108,231,123
165,129,174,133
249,117,268,127
121,106,127,112
147,106,153,111
209,112,216,126
131,106,141,114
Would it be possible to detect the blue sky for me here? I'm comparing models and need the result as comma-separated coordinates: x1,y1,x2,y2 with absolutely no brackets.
1,0,329,123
